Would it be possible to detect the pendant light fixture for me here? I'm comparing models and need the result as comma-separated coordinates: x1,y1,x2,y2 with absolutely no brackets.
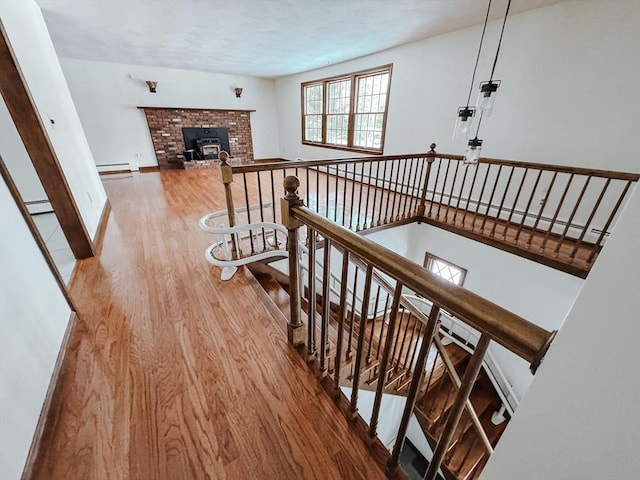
454,0,492,139
476,0,512,117
463,0,513,164
465,136,483,164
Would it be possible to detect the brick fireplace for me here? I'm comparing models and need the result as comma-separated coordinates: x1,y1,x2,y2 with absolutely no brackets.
140,107,255,168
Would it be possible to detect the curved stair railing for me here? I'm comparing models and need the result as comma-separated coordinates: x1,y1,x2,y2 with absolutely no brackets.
200,195,529,477
199,208,287,281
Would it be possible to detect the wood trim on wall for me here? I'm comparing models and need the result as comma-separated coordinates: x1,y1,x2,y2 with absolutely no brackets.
0,25,94,259
137,106,256,113
418,216,589,278
138,166,160,173
91,199,111,256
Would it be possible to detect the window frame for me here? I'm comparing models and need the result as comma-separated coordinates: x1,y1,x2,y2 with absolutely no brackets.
423,253,467,287
301,64,392,154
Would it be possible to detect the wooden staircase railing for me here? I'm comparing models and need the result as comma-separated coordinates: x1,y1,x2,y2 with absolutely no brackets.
280,175,556,480
298,243,510,479
219,150,429,235
218,148,638,277
419,146,639,277
247,225,504,478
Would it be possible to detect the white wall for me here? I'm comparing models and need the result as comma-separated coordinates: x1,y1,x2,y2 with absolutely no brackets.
275,0,640,171
59,58,281,169
1,0,107,238
366,223,584,399
0,176,72,479
482,184,640,480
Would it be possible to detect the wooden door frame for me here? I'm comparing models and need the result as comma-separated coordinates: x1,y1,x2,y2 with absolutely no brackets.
0,22,94,259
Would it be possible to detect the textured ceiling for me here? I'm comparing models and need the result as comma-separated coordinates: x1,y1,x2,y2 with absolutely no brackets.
34,0,566,78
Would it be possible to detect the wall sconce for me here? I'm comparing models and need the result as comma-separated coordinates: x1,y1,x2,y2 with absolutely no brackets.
146,81,158,93
235,87,243,98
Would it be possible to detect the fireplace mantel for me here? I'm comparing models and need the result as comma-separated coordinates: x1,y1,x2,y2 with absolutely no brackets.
137,107,256,113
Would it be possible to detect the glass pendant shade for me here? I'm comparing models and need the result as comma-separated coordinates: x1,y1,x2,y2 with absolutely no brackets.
453,106,476,139
476,81,500,116
464,137,483,164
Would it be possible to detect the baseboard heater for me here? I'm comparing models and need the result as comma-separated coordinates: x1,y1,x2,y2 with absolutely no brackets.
96,162,135,174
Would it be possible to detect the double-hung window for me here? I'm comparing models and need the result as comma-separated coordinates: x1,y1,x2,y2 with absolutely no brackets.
302,64,392,154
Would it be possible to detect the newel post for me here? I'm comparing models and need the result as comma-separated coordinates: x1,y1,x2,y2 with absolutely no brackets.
281,176,305,347
417,142,437,218
219,151,238,257
220,151,237,227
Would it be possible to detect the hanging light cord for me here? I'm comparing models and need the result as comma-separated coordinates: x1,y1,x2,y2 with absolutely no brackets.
489,0,512,81
474,112,484,138
466,0,492,107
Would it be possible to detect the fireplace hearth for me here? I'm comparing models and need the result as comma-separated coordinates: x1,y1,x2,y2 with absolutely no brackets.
196,138,221,159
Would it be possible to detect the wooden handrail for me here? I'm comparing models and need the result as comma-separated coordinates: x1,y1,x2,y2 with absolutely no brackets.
230,153,427,173
290,204,554,371
221,148,638,281
229,150,639,180
431,153,640,180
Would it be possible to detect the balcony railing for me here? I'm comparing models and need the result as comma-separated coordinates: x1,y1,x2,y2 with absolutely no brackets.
218,148,638,277
421,146,639,277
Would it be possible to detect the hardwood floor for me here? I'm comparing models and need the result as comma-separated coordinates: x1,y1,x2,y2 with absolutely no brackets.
30,169,387,480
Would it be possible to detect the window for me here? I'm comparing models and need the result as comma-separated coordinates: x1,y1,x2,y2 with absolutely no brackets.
424,253,467,286
302,65,392,153
303,84,323,142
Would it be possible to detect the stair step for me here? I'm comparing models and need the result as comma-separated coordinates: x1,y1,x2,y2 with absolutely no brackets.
443,392,494,453
442,343,472,372
347,359,380,381
477,400,510,447
394,371,414,391
439,389,509,480
364,362,396,387
417,375,458,427
445,425,489,480
385,367,411,389
253,272,291,320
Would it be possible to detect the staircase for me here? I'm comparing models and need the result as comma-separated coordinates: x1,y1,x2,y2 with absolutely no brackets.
414,344,509,480
205,150,638,480
251,263,509,480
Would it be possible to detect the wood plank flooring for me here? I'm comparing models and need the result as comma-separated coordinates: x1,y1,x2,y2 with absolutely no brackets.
29,168,387,480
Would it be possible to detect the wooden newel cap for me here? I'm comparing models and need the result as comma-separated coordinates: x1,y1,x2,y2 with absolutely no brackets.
283,175,300,199
219,151,229,164
429,143,437,153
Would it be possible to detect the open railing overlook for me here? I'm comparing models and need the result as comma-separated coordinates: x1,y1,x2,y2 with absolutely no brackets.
219,146,638,278
279,180,554,480
205,148,638,479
